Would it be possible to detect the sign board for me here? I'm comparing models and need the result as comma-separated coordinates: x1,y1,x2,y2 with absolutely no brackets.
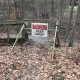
31,23,48,37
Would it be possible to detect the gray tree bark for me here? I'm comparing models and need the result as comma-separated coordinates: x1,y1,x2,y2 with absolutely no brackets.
65,0,74,45
68,0,79,47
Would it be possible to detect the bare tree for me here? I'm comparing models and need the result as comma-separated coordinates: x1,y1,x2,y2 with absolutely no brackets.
68,0,78,47
65,0,74,45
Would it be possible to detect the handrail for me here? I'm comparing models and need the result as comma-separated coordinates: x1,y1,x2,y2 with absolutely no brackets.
0,18,55,25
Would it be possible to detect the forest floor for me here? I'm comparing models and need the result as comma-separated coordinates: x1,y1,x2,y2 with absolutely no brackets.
0,42,80,80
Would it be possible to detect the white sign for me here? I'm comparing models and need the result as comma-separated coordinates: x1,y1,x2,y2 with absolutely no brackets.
31,23,48,37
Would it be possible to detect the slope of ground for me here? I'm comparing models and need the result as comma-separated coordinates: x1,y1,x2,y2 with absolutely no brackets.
0,43,80,80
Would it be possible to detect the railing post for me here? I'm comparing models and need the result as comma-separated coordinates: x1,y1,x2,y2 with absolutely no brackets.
53,20,60,48
11,22,28,52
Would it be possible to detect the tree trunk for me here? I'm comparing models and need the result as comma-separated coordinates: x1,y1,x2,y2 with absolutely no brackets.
68,0,79,47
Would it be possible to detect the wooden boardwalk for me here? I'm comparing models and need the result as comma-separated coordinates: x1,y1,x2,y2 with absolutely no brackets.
0,33,22,39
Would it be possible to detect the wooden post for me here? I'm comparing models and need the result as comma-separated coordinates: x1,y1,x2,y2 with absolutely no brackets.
11,22,28,52
6,25,10,43
53,20,60,48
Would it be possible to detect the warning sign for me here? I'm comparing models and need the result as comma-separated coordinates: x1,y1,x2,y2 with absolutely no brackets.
32,23,48,37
